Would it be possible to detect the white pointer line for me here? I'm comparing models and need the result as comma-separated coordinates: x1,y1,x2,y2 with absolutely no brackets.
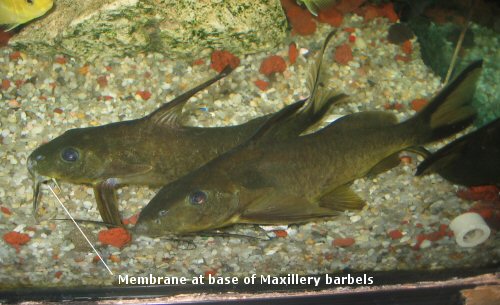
47,184,114,276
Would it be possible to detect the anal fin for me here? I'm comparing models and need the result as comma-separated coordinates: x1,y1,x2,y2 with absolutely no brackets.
318,184,365,212
240,190,339,224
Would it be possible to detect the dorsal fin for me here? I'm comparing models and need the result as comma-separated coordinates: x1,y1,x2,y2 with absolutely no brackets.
248,30,346,144
145,65,233,128
246,98,307,144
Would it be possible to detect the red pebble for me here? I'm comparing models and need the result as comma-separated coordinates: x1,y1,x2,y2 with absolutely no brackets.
380,3,399,22
9,51,21,61
259,55,287,76
53,108,64,114
401,40,412,55
388,229,403,240
1,79,10,90
98,228,131,248
192,58,205,66
55,271,63,279
333,237,355,247
400,155,412,164
273,230,288,238
136,90,152,101
3,232,31,252
334,44,353,65
394,54,411,63
281,0,316,36
55,57,67,65
205,269,217,277
458,185,500,202
335,0,364,14
288,42,298,65
122,213,139,225
318,7,343,27
0,29,13,46
1,206,12,215
97,75,108,87
254,79,269,91
210,50,240,73
411,98,427,112
348,34,356,43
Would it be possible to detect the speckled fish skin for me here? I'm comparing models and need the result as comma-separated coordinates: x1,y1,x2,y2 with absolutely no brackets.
27,31,343,227
416,117,500,186
134,60,483,236
0,0,53,30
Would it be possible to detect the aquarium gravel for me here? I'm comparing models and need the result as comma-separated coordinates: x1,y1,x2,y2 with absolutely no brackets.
0,14,498,288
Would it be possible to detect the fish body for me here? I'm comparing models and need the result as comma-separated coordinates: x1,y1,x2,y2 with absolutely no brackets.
0,0,53,30
134,60,483,236
28,31,344,226
416,118,500,186
296,0,337,16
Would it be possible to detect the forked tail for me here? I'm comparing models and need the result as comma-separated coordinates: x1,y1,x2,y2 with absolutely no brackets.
404,60,482,145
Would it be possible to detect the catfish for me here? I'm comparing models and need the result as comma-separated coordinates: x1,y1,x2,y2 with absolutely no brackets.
416,117,500,186
134,60,483,236
28,31,345,226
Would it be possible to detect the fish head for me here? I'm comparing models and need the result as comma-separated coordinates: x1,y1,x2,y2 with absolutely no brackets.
134,172,242,236
28,127,108,185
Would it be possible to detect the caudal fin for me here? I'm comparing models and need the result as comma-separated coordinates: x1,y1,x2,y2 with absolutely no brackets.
406,60,482,144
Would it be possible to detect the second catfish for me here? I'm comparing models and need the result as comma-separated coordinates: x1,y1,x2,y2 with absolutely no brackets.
135,60,483,236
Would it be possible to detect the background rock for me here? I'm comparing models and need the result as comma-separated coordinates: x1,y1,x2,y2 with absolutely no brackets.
9,0,288,60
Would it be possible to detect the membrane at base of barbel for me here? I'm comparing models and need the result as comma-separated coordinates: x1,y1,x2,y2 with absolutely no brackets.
449,212,491,247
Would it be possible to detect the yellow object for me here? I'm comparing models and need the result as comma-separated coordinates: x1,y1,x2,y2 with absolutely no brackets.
0,0,53,30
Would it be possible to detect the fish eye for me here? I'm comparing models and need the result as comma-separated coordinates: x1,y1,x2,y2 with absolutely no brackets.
158,210,168,217
61,147,79,162
26,0,34,5
189,190,207,205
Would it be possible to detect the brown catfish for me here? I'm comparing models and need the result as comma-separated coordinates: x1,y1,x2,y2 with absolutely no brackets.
134,60,483,236
27,31,345,226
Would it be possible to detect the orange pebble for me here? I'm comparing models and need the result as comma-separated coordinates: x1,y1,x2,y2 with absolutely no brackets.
122,213,139,225
55,57,67,65
3,231,30,252
334,44,353,65
388,229,403,240
110,254,121,263
259,55,287,76
401,40,412,55
78,65,89,75
136,90,152,101
288,42,298,65
254,79,269,91
210,50,240,73
333,237,355,247
411,98,428,112
1,79,10,90
273,230,288,238
1,206,12,215
98,228,131,248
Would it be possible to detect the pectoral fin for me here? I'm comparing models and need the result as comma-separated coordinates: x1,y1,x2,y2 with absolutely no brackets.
317,184,365,212
93,179,123,227
240,190,339,224
102,162,153,180
366,153,401,177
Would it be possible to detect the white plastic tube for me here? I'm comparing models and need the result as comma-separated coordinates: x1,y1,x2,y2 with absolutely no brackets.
449,212,491,247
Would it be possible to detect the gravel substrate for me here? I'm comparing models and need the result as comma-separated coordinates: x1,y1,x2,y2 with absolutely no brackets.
0,15,498,289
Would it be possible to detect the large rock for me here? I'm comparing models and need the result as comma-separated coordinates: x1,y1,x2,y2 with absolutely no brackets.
9,0,288,60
